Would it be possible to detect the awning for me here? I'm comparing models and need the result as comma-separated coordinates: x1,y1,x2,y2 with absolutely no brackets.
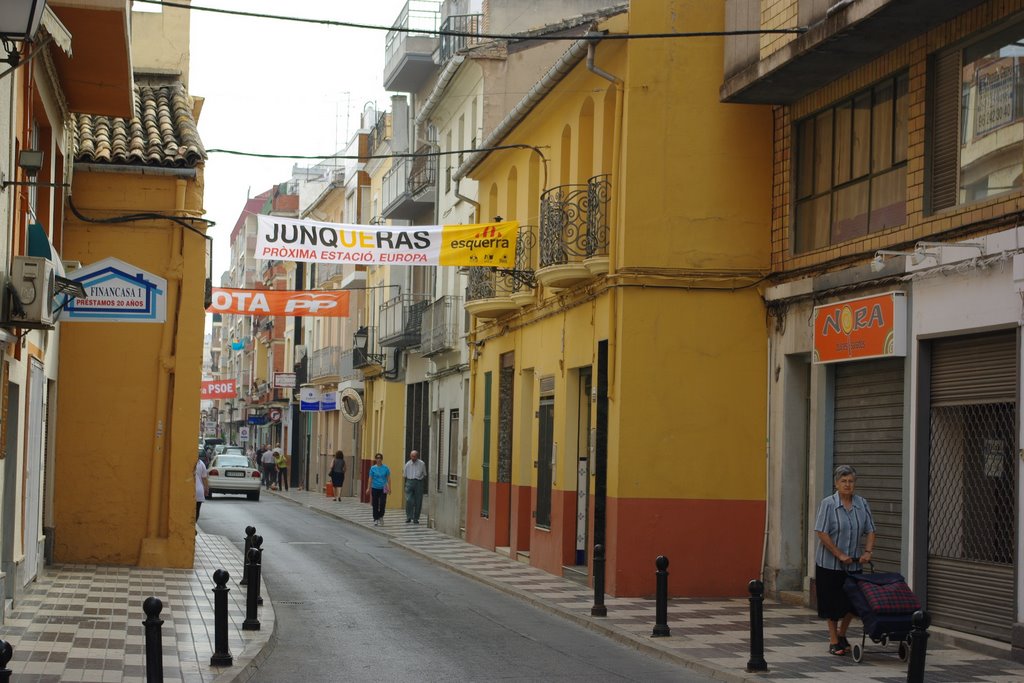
27,222,85,298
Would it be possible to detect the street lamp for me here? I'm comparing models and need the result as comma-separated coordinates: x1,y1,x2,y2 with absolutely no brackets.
0,0,47,67
225,400,235,444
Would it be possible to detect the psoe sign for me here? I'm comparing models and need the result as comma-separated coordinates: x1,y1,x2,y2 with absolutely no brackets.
201,379,237,399
813,292,906,364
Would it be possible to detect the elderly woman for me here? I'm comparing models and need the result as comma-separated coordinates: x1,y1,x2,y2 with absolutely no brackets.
814,464,876,656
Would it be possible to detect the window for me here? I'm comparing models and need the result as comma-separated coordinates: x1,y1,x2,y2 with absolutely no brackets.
794,73,909,253
929,24,1024,212
447,409,460,484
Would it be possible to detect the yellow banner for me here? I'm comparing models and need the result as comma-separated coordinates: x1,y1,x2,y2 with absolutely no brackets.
439,221,519,267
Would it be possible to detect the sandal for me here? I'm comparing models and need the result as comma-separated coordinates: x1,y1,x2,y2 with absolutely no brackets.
839,636,850,650
829,642,847,656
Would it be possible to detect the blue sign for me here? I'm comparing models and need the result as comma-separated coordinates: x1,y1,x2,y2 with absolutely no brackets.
299,386,320,412
320,391,338,411
247,415,267,425
64,257,167,323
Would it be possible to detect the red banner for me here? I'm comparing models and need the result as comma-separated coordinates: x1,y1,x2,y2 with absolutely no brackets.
206,288,350,317
202,379,237,400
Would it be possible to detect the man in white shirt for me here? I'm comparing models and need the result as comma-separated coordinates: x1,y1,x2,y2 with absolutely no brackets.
260,446,277,489
403,450,427,524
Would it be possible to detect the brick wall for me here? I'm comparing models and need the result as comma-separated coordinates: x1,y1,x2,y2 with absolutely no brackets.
760,0,799,56
772,0,1024,275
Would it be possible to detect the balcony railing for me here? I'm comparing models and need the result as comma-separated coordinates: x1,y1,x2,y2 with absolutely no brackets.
309,346,359,382
466,224,537,304
379,293,430,347
314,262,346,288
382,150,437,220
419,295,463,356
439,13,483,65
383,0,441,92
367,113,388,154
539,174,611,268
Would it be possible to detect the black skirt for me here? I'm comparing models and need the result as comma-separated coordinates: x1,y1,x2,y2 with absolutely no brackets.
815,565,856,620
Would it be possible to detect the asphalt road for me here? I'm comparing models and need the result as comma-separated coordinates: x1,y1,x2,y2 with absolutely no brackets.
199,494,711,682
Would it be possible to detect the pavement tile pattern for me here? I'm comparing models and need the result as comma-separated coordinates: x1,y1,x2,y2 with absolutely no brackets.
0,533,273,683
277,488,1024,683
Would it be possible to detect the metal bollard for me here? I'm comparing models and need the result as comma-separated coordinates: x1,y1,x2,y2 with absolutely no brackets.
0,639,13,683
240,526,256,586
906,610,930,683
652,555,671,637
242,546,261,631
591,544,607,617
252,534,264,606
210,569,233,667
746,579,768,672
143,596,164,683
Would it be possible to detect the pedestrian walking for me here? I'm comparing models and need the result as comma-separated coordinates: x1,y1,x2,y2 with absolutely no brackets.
365,453,391,526
813,464,877,656
330,451,346,501
403,450,427,524
275,448,289,491
260,446,277,489
194,452,209,528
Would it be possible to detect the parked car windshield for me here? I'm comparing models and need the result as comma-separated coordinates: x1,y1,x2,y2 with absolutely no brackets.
212,455,250,468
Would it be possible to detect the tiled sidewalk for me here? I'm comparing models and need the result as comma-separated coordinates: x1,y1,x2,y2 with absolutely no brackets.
276,488,1024,683
0,533,275,683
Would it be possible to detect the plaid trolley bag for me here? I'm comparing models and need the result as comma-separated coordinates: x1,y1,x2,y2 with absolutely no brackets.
843,569,921,663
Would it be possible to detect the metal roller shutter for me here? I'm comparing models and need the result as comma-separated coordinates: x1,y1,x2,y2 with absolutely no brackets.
833,358,905,573
927,330,1017,642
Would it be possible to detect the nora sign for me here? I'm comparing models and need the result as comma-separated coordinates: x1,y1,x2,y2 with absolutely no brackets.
813,292,906,364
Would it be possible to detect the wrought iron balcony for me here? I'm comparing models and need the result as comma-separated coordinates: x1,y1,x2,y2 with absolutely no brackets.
383,0,441,92
382,148,437,220
353,327,386,369
438,13,483,65
537,174,611,289
465,224,538,318
419,295,463,356
314,262,346,288
379,293,430,347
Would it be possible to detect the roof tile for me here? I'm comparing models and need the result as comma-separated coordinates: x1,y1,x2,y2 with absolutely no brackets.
72,81,206,168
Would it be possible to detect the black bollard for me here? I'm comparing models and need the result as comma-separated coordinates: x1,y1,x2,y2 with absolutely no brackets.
906,610,930,683
240,526,256,586
242,547,261,631
143,596,164,683
210,569,234,666
746,579,768,672
591,544,607,617
252,534,264,606
652,555,671,637
0,639,13,683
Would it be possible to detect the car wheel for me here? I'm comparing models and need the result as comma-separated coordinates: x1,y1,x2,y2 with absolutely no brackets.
247,490,260,502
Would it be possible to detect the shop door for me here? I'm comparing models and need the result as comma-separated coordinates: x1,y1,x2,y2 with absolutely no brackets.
833,358,905,572
574,369,592,566
927,330,1017,641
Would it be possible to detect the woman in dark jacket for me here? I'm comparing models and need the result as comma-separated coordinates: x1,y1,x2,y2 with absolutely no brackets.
329,451,346,501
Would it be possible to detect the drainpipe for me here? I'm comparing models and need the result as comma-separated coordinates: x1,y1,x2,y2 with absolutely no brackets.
586,39,624,402
454,178,480,223
143,182,186,553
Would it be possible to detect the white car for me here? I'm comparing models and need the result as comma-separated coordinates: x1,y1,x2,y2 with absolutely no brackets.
208,454,262,501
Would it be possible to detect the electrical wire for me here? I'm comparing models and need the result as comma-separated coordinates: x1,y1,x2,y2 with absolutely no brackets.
67,195,215,240
206,143,545,161
137,1,808,40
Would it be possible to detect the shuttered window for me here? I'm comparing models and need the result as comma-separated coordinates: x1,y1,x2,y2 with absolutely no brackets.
928,23,1024,213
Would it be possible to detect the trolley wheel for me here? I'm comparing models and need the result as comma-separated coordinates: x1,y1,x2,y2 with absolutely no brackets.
852,643,863,663
898,640,908,661
879,634,889,646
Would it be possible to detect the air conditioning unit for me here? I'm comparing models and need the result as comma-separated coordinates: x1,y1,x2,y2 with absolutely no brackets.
7,256,55,329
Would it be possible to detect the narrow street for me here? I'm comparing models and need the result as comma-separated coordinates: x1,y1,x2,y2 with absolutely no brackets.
198,495,709,682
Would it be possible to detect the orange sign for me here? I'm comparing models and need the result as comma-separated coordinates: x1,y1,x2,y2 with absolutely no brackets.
813,292,906,364
201,379,236,400
206,288,350,317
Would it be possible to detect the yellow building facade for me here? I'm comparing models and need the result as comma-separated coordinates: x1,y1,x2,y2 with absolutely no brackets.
461,3,772,596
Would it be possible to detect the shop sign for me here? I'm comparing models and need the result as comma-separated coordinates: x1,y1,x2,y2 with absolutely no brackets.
201,379,236,400
299,385,321,412
320,391,338,411
238,426,249,442
64,257,167,323
813,292,906,364
247,415,267,425
254,215,519,268
273,372,296,388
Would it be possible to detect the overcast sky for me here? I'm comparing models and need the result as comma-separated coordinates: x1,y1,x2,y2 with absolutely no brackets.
187,0,408,282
